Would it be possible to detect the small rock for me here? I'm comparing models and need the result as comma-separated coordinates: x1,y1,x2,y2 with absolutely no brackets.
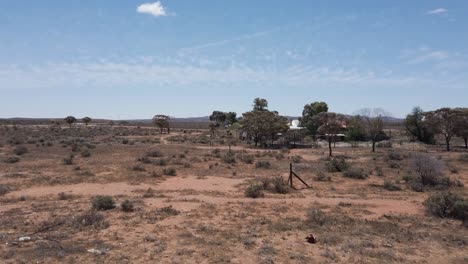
87,248,106,255
384,243,393,248
18,236,31,242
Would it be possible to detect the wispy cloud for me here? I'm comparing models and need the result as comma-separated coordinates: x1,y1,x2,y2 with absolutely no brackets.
407,50,449,64
137,1,167,17
0,58,458,93
426,8,448,15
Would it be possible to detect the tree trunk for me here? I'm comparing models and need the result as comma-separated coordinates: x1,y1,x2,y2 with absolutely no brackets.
464,137,467,148
328,137,332,156
445,136,450,151
372,140,376,153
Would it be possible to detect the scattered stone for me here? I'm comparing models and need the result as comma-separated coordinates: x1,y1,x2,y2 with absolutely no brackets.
87,248,107,255
18,236,31,242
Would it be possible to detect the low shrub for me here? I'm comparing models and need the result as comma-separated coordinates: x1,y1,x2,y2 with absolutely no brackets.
222,151,236,164
325,157,348,172
63,155,74,165
387,151,403,161
121,200,135,212
91,195,116,211
383,180,402,191
423,192,467,221
163,167,177,176
73,210,108,229
80,149,91,158
343,167,368,179
239,154,255,164
458,154,468,163
58,192,73,200
245,184,265,198
4,156,19,163
314,171,331,181
132,164,146,171
306,208,328,226
147,150,163,157
255,161,272,169
376,141,392,148
291,155,302,163
0,184,11,196
270,176,290,194
375,166,384,177
13,146,28,156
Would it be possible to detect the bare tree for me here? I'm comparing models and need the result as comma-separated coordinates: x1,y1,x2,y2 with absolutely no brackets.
355,108,389,152
152,115,171,134
316,112,346,156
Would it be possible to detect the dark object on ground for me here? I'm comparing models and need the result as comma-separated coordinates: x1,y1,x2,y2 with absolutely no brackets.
306,234,317,244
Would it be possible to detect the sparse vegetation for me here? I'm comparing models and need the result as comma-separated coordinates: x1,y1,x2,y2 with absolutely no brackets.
325,157,348,172
423,192,467,221
245,183,265,198
163,167,177,176
343,167,369,179
91,195,116,211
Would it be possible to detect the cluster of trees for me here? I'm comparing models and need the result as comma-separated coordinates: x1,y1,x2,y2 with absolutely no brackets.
405,107,468,151
64,116,92,128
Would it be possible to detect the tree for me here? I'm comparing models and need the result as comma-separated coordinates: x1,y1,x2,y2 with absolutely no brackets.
299,101,328,140
152,115,171,134
405,107,435,144
241,99,289,147
316,112,345,156
356,108,388,153
253,98,268,111
64,116,77,128
82,117,92,126
345,116,366,141
225,112,238,125
209,111,227,127
455,108,468,148
425,108,460,151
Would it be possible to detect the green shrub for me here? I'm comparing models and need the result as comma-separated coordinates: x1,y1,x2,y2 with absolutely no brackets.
163,167,177,176
245,184,264,198
325,157,348,172
255,161,272,169
121,200,135,212
343,167,368,179
91,195,116,211
423,192,467,221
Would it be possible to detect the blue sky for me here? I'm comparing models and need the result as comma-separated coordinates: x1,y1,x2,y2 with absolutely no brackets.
1,0,467,119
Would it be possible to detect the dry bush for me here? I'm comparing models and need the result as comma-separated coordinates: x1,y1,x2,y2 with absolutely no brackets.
73,210,109,229
404,154,452,191
325,157,348,172
147,149,163,157
121,200,135,212
423,192,467,221
383,180,402,191
4,156,20,163
91,195,116,211
163,167,177,176
13,146,28,155
80,149,91,158
222,151,236,164
245,183,264,198
343,167,369,179
291,155,302,163
63,154,74,165
255,161,271,169
0,184,11,196
314,170,331,181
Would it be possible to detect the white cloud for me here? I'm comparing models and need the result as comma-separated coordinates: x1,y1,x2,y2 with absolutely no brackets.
137,1,167,17
426,8,448,15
